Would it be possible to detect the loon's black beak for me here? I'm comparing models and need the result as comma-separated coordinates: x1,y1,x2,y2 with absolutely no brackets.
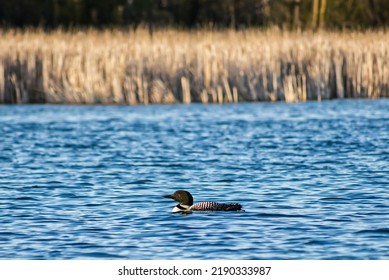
163,194,174,200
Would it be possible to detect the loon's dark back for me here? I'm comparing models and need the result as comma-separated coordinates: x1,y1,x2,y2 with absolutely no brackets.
190,201,242,211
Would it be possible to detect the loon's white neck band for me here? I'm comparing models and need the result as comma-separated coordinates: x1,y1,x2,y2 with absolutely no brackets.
172,204,190,213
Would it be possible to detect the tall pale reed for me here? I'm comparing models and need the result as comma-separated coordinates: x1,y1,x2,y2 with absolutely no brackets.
0,29,388,104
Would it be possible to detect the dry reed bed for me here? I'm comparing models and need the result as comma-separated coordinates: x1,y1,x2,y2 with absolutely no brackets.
0,29,388,104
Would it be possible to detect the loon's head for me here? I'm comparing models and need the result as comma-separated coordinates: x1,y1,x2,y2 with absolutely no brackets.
163,190,193,205
163,190,193,212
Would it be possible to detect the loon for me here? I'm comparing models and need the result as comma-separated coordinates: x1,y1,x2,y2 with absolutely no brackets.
163,190,243,213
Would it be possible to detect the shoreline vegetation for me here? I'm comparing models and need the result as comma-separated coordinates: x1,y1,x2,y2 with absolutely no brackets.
0,29,388,104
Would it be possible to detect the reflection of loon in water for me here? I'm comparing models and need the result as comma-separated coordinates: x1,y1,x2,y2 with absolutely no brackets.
163,190,243,213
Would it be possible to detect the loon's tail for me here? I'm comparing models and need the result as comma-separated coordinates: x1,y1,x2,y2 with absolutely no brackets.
190,201,243,211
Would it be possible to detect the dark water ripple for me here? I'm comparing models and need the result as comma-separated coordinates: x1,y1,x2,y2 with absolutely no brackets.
0,100,388,259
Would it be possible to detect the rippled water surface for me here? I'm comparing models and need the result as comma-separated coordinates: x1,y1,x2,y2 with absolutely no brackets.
1,100,388,259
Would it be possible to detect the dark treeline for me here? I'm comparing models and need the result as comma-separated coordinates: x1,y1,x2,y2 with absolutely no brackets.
1,0,389,30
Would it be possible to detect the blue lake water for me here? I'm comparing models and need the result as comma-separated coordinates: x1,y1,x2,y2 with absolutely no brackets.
0,100,388,260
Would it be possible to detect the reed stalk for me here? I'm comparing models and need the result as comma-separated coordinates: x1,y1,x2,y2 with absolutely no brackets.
0,28,388,104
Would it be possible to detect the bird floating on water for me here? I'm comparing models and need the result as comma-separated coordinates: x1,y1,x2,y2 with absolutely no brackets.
163,190,243,213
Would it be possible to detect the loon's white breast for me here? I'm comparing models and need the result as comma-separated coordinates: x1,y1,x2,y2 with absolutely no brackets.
172,204,190,213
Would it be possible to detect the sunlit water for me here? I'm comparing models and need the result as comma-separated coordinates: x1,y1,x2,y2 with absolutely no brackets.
0,100,388,259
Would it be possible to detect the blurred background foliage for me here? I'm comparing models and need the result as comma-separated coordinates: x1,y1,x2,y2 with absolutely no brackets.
0,0,389,30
